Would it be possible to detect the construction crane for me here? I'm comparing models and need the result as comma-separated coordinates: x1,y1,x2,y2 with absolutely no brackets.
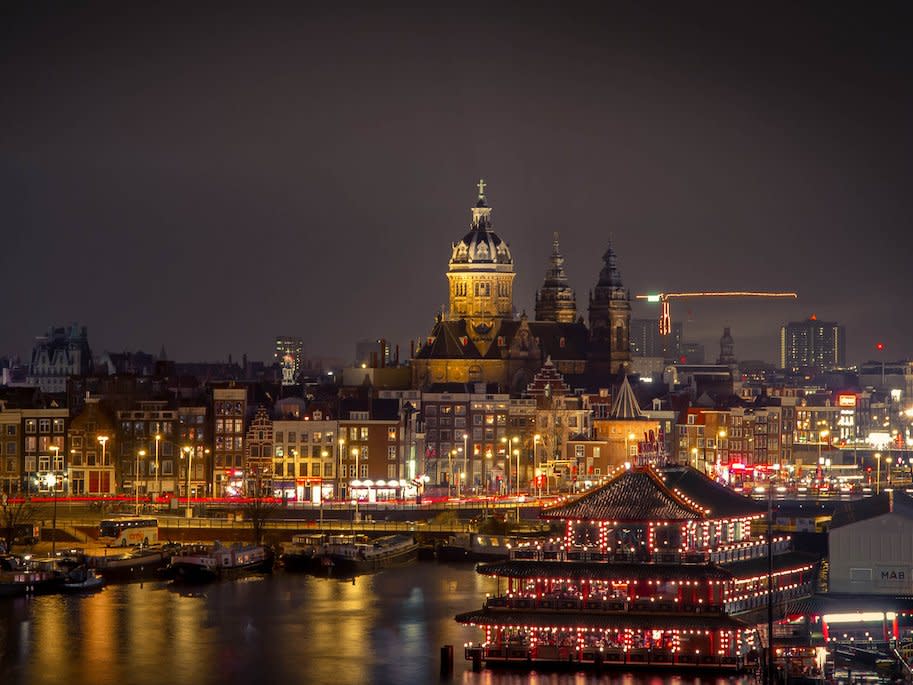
635,291,798,335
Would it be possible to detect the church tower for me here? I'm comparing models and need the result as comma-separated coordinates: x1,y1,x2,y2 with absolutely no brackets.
446,180,515,354
587,240,631,374
535,232,577,323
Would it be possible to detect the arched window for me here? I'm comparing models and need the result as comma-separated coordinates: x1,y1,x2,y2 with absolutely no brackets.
615,324,624,351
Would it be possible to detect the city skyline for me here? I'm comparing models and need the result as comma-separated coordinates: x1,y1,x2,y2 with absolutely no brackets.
2,3,912,365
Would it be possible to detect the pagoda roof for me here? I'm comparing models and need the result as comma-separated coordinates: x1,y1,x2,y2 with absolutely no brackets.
541,467,705,523
720,550,820,581
658,466,766,519
455,609,748,631
476,559,732,582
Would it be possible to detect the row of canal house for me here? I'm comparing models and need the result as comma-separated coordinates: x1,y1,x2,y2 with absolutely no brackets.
458,464,819,670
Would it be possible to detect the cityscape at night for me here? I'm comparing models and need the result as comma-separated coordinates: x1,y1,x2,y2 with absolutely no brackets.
2,3,913,685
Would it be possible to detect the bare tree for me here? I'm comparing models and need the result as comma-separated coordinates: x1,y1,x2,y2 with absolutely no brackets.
0,493,36,553
241,467,278,546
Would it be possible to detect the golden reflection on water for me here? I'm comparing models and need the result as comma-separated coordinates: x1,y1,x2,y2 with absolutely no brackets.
1,566,752,685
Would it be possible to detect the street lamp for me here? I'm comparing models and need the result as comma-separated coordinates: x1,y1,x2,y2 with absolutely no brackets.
337,437,345,501
456,447,463,498
818,430,829,486
448,448,456,499
691,447,698,470
511,436,520,495
135,449,146,515
462,433,468,493
875,452,882,494
49,445,60,488
886,456,893,487
154,434,161,503
97,435,109,476
533,434,541,498
45,472,58,556
717,430,727,475
182,446,193,518
626,432,636,465
351,447,360,521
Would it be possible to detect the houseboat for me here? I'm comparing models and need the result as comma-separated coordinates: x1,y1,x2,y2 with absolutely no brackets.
280,534,327,572
319,534,418,576
457,465,819,672
89,543,180,583
169,543,274,583
0,555,65,597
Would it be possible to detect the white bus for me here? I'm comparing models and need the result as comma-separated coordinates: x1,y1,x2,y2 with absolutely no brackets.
98,518,159,547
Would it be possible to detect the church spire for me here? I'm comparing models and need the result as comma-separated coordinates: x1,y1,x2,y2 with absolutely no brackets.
535,232,577,323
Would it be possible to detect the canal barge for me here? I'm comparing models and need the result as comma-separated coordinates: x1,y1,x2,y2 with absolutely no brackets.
169,543,274,583
457,465,819,672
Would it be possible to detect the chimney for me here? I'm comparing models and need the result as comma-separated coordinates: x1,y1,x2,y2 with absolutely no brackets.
394,344,400,365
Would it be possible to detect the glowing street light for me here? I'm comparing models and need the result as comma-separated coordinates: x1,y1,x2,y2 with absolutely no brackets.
45,472,58,556
135,449,146,515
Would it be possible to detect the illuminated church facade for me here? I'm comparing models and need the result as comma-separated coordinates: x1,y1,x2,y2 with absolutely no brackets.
411,182,631,392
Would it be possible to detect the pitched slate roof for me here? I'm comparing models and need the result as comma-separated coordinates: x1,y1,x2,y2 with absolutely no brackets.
610,375,646,420
414,320,483,359
541,467,705,522
830,490,913,529
659,466,766,519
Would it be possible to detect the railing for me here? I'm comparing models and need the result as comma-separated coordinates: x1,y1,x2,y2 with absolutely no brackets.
484,596,724,614
465,645,741,668
509,547,713,564
57,517,474,535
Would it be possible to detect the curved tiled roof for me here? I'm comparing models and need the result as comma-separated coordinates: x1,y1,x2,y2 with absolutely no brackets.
541,467,704,522
476,559,732,581
455,609,747,631
659,466,766,519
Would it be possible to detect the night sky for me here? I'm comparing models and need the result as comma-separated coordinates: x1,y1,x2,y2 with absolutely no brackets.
3,2,912,366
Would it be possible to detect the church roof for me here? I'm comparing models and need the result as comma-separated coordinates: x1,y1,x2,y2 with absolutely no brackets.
541,467,705,522
413,319,484,360
610,375,645,419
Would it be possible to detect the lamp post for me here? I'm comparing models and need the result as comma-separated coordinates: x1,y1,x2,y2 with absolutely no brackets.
182,446,193,518
45,472,58,556
691,447,698,470
351,447,360,522
817,429,829,486
154,434,161,503
511,436,520,495
456,447,463,499
461,432,468,493
50,445,60,491
135,449,146,515
886,456,893,487
626,432,636,466
717,429,727,478
533,434,541,498
875,452,882,494
97,436,109,490
337,437,345,501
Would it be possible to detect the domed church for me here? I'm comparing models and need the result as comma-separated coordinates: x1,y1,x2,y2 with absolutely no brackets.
411,181,631,392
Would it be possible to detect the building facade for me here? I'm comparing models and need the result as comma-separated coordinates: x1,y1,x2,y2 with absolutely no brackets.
779,317,846,372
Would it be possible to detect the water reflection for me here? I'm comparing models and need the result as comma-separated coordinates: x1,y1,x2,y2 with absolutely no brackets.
0,564,752,685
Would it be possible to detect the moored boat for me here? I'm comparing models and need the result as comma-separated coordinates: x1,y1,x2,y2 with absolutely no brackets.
169,543,274,584
89,544,179,583
280,534,327,572
62,567,105,593
320,534,418,576
0,555,66,597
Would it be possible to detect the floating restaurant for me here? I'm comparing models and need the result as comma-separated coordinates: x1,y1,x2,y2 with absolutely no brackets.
457,465,820,671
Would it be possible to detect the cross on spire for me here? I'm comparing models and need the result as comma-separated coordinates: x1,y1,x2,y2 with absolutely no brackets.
477,178,486,199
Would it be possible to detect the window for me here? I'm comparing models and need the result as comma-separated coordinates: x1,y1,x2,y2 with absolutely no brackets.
24,456,36,472
275,431,284,442
472,414,482,426
387,427,397,441
275,463,284,477
5,442,15,456
313,432,321,443
52,419,65,433
25,436,37,452
25,420,36,434
387,446,397,461
324,463,333,477
349,427,358,441
163,460,173,475
38,456,50,471
387,464,397,479
359,427,369,441
5,424,15,436
575,445,585,458
360,463,368,478
233,419,243,433
425,406,437,416
39,419,51,433
287,432,296,443
361,446,369,460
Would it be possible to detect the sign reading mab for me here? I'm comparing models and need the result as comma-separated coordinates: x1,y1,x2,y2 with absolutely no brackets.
876,565,909,586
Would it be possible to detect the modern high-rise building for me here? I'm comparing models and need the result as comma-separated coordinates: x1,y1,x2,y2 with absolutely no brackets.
779,316,846,372
274,336,303,385
630,319,682,359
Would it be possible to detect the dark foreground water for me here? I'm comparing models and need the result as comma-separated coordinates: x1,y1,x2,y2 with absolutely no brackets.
0,562,751,685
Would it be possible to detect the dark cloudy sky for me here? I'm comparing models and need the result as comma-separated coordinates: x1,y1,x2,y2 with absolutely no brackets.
2,2,912,366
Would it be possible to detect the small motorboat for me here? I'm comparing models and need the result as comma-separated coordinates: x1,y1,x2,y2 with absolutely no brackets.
62,567,105,593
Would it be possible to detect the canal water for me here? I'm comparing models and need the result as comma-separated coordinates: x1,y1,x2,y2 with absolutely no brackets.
0,561,752,685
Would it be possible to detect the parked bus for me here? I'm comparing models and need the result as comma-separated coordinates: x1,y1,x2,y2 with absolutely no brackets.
98,518,159,547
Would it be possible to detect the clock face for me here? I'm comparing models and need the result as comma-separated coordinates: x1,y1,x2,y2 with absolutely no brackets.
474,322,492,334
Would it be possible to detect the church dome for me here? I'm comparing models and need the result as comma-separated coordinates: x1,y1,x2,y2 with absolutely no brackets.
449,182,513,272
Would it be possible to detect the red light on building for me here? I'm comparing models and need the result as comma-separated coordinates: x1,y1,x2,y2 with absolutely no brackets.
876,342,885,351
